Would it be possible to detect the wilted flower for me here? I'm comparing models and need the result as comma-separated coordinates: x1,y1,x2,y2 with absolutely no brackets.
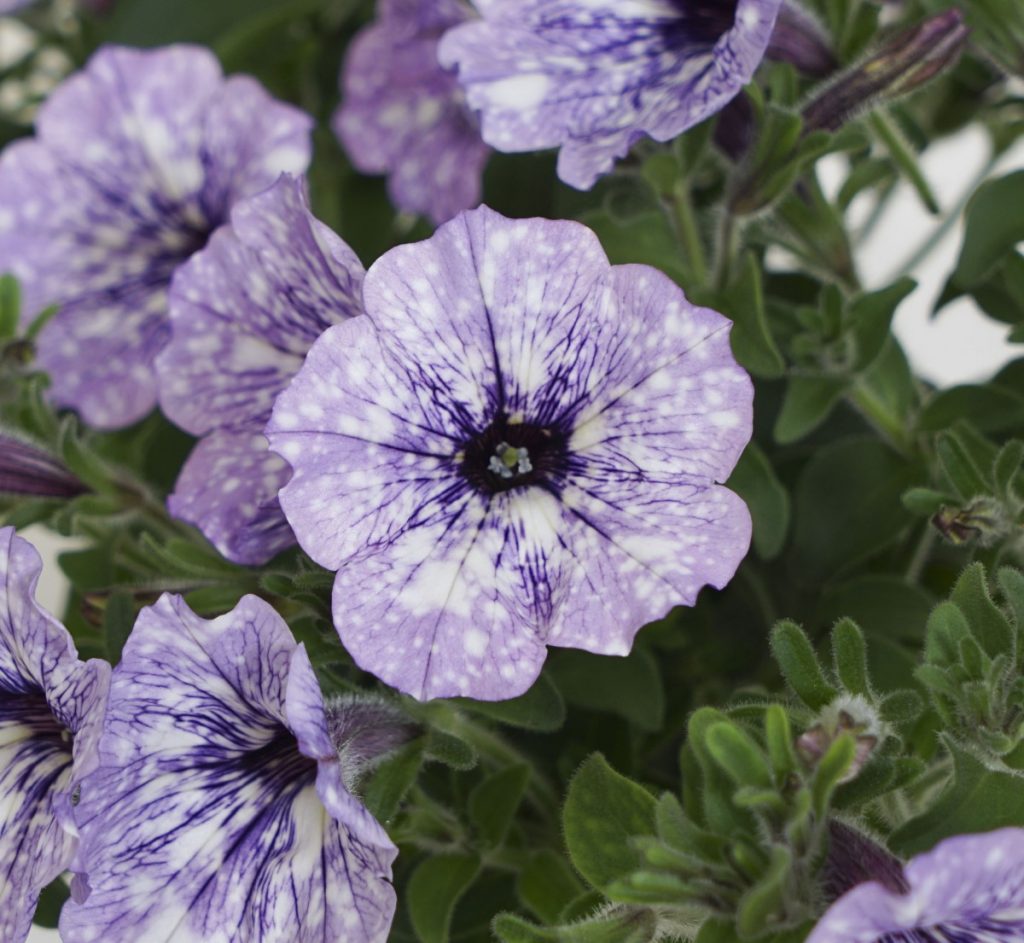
60,593,398,943
268,205,752,701
0,44,312,429
156,175,365,565
334,0,489,224
0,526,109,943
808,828,1024,943
439,0,783,190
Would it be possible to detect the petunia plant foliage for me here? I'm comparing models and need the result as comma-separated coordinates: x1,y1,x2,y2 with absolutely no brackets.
0,1,1023,942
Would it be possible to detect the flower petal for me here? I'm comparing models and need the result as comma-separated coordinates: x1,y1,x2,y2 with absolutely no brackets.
334,0,488,223
62,593,396,943
0,528,109,942
440,0,782,189
158,175,362,435
167,428,293,566
807,828,1024,943
0,45,313,429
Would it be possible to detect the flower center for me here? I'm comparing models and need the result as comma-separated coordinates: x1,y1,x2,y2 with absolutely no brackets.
459,415,568,495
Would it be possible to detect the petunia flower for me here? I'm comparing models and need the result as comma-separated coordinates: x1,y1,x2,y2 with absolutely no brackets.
59,593,398,943
438,0,784,190
808,828,1024,943
0,44,312,429
333,0,489,224
267,205,753,701
0,526,109,943
156,175,365,566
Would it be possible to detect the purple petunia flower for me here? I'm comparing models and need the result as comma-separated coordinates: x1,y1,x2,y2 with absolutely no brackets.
0,44,313,430
808,828,1024,943
267,205,752,702
439,0,783,190
156,175,365,566
333,0,489,224
0,526,109,943
59,593,398,943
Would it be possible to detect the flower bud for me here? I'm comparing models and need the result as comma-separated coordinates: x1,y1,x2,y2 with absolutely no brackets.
0,432,86,499
796,696,883,783
821,820,908,902
802,9,969,132
767,2,837,78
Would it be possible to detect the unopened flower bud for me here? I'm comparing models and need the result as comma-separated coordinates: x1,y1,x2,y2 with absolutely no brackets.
797,697,883,783
0,433,87,499
803,9,969,132
822,820,908,902
767,1,837,78
323,695,418,790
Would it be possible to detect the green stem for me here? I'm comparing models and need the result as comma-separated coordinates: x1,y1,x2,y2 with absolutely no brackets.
905,524,938,584
665,182,709,285
869,112,939,216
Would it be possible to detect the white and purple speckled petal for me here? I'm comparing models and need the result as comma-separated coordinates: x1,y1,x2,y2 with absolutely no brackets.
157,175,364,564
334,0,488,223
270,206,752,700
60,593,396,943
808,828,1024,943
0,44,313,429
0,527,109,943
159,175,362,436
440,0,783,189
167,428,293,566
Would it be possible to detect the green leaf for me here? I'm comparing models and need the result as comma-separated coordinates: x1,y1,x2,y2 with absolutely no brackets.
890,740,1024,855
103,592,136,665
493,908,658,943
736,845,792,939
950,564,1014,659
469,764,530,848
721,252,786,379
456,674,566,732
425,729,478,771
33,876,69,929
993,441,1023,500
954,171,1024,285
408,853,481,943
0,274,20,339
764,705,798,779
794,438,920,580
549,648,664,731
848,278,917,371
727,443,791,560
770,621,838,711
362,741,424,824
563,754,658,892
705,722,773,790
773,375,848,445
831,619,870,696
920,385,1024,434
517,850,586,924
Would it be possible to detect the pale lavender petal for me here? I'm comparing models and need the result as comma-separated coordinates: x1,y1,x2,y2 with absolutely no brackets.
61,594,396,943
0,527,109,943
334,0,488,223
808,828,1024,943
158,175,363,435
167,428,293,566
269,206,752,700
440,0,783,189
0,44,313,429
157,175,364,564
